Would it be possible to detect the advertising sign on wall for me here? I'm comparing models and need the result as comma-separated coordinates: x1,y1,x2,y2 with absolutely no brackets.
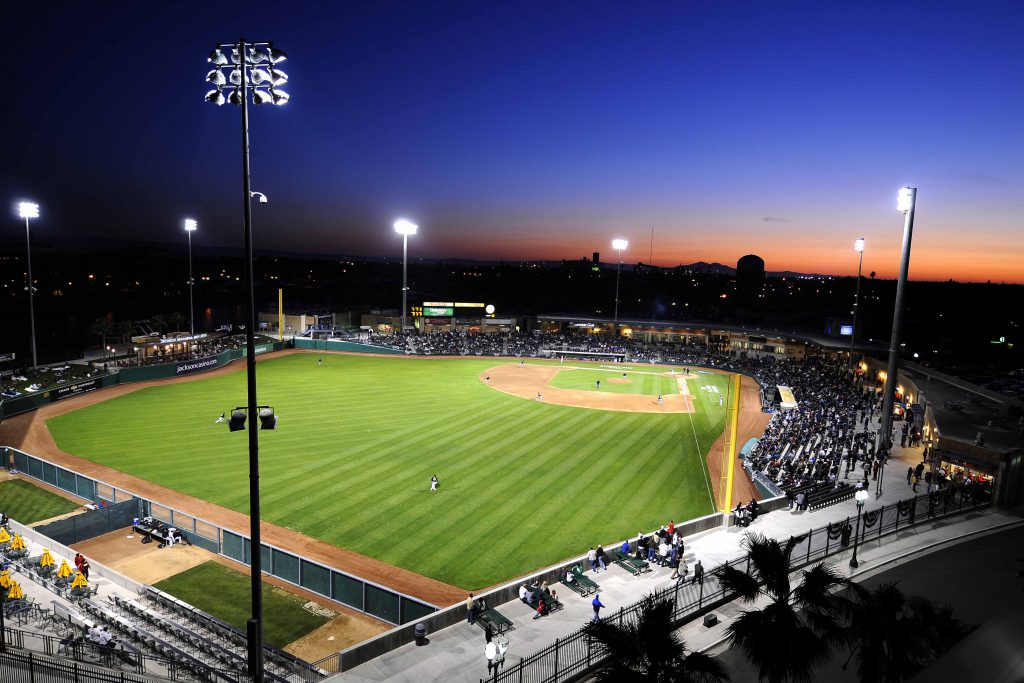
51,379,101,402
176,356,218,375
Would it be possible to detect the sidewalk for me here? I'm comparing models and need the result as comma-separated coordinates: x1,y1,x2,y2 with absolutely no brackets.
329,481,1007,683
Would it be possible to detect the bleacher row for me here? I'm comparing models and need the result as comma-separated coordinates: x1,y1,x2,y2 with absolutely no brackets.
785,481,857,511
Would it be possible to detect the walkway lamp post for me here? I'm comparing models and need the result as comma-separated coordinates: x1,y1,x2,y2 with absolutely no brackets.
184,219,198,335
877,187,917,497
18,202,40,368
848,237,865,368
849,488,869,568
394,219,418,334
204,38,289,683
612,238,628,331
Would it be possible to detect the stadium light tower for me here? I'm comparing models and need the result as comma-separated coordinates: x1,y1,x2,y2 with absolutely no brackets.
394,219,418,333
612,238,628,330
18,202,40,368
876,187,917,497
184,219,198,335
848,237,865,368
205,38,289,683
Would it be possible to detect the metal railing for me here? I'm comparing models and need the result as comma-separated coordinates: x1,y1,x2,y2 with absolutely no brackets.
484,485,991,683
0,610,255,683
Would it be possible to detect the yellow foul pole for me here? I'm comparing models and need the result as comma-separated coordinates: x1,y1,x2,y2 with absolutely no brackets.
278,288,283,341
720,372,742,513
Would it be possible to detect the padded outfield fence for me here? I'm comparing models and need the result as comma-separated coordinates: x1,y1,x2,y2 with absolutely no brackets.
483,484,992,683
0,342,287,421
2,447,436,628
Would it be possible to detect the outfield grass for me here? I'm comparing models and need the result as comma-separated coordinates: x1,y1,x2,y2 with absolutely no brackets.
0,479,82,525
153,561,329,647
47,355,727,589
548,366,680,395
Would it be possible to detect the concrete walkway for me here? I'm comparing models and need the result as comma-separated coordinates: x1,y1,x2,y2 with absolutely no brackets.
330,481,1010,683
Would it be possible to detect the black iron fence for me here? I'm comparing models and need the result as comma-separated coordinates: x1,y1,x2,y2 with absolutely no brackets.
484,485,990,683
0,614,255,683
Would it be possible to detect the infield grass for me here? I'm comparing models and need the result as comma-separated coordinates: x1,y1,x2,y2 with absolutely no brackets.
47,354,727,589
0,479,82,525
548,365,680,395
153,561,329,647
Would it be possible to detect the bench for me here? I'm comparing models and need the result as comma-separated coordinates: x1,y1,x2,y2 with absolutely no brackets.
477,607,514,635
564,565,598,596
612,549,651,576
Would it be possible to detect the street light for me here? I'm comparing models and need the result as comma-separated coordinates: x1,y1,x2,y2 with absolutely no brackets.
849,488,870,568
205,38,289,683
877,187,917,496
848,238,864,368
394,219,418,334
184,219,198,335
18,201,40,368
612,238,628,330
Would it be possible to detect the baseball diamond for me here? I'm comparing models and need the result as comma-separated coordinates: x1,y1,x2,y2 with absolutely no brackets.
40,352,733,590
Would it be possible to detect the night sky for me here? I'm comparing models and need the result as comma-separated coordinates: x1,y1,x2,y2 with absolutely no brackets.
4,1,1023,282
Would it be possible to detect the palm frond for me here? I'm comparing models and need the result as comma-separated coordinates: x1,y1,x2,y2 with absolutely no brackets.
716,564,761,602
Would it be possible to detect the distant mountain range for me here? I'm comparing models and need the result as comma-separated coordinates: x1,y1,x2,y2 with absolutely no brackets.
0,235,833,279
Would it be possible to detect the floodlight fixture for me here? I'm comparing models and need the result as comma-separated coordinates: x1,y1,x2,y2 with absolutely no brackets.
184,218,198,232
269,68,288,86
612,238,628,327
394,219,418,235
854,237,865,253
17,201,40,367
897,186,916,213
612,238,628,251
204,38,290,682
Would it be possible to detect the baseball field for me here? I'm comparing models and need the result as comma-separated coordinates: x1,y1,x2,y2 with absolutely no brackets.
44,353,730,589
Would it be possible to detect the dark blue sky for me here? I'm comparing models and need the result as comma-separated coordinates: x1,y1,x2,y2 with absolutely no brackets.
4,1,1023,281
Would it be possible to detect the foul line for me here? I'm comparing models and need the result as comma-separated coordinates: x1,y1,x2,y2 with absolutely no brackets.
680,377,716,510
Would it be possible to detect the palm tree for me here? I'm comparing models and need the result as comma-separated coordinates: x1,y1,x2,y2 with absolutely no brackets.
842,582,969,682
583,595,730,683
168,311,187,333
117,320,134,345
89,316,114,352
717,533,849,683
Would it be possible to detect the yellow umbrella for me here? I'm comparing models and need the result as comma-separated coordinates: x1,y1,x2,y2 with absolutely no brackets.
70,571,89,590
7,580,24,600
0,570,10,589
40,549,55,567
10,533,26,551
56,560,74,579
0,527,10,543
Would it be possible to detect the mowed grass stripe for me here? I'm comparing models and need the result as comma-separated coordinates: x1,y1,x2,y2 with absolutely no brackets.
47,354,723,588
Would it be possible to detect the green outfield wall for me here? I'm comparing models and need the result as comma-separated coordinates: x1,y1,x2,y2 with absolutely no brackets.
0,342,287,419
292,338,405,354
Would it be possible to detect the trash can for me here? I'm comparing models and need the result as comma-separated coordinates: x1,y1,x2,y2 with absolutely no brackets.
414,623,427,646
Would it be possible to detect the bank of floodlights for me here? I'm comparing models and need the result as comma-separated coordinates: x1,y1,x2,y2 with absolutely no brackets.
205,41,289,107
227,405,277,432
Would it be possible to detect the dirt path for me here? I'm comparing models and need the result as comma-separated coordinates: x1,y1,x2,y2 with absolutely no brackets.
484,362,696,413
0,350,467,607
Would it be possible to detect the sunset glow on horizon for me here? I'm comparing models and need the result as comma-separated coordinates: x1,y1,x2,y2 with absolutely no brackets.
3,2,1022,285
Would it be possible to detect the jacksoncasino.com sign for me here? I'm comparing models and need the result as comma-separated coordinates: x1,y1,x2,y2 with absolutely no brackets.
176,356,218,375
